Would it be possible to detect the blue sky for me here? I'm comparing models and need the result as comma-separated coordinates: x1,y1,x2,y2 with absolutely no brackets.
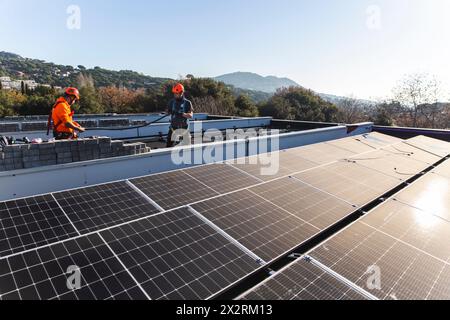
1,0,449,100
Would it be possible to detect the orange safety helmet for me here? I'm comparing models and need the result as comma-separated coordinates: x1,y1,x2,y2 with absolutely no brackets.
172,83,185,94
65,87,80,101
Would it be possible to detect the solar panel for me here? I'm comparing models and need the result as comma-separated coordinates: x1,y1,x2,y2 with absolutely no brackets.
358,132,403,149
432,159,450,179
129,170,219,210
310,221,450,300
348,150,429,180
0,195,78,258
285,143,356,165
361,199,450,262
395,173,450,221
100,208,260,300
326,137,376,154
0,234,148,300
191,189,319,262
229,151,317,182
406,136,450,157
183,164,261,194
276,151,321,174
249,177,357,230
239,257,368,300
53,182,160,234
294,161,402,206
382,143,441,165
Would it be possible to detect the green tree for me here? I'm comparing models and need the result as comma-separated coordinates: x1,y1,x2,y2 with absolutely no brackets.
76,73,104,114
235,95,259,117
159,78,237,115
0,90,26,117
18,94,55,116
259,86,339,122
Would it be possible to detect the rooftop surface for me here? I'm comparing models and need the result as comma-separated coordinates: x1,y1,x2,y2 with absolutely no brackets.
0,131,449,300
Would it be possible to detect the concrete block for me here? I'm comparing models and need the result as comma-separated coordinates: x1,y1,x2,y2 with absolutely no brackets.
85,139,99,146
23,149,39,157
39,154,57,161
21,122,47,132
23,156,40,162
3,159,14,165
57,152,73,158
44,160,57,166
0,123,20,133
38,143,55,150
14,163,24,170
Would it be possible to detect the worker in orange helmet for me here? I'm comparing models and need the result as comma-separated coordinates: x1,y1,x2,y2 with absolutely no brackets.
166,83,194,147
47,87,86,140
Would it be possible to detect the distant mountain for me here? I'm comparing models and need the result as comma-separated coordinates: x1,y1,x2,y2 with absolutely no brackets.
0,52,23,60
215,72,300,93
215,71,377,105
228,86,272,104
317,93,376,105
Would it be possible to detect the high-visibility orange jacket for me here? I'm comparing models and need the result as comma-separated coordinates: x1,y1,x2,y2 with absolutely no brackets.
52,97,75,134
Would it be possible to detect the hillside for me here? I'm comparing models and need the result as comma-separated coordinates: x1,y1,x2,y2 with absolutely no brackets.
215,72,300,93
0,51,169,90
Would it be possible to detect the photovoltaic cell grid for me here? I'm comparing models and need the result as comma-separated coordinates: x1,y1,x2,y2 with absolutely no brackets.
192,189,319,262
184,164,261,194
228,132,403,182
229,151,318,182
382,143,441,165
129,170,219,210
310,221,450,300
348,150,430,181
326,137,377,154
53,182,160,234
0,195,78,258
249,177,357,230
395,173,450,222
100,208,260,300
406,135,450,157
240,258,367,300
284,143,357,165
0,234,147,300
294,161,402,207
361,199,450,262
358,132,403,149
432,158,450,179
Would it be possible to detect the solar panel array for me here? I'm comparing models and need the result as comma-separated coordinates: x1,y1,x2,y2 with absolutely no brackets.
1,133,448,300
239,257,369,300
299,152,450,300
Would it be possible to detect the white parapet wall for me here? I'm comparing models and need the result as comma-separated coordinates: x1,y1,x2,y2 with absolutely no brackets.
2,117,273,141
0,122,373,201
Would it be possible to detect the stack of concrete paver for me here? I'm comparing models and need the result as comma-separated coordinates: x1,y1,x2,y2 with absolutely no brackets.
76,120,98,128
0,119,139,133
98,119,130,127
0,137,151,172
0,123,20,132
21,122,48,132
